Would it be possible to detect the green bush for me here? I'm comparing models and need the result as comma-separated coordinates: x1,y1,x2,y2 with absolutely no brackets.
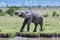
0,9,2,12
6,8,14,16
43,13,48,17
56,14,59,17
52,11,57,17
8,6,20,10
6,6,20,16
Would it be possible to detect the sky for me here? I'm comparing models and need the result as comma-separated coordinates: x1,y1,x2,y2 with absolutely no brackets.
0,0,60,7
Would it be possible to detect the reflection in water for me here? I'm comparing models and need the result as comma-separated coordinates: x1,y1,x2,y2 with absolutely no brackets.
14,37,60,40
0,37,60,40
15,37,27,40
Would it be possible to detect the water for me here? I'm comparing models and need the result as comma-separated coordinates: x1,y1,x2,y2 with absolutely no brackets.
0,37,60,40
14,37,60,40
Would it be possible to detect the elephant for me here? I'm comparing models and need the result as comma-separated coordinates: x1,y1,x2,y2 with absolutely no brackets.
15,9,44,32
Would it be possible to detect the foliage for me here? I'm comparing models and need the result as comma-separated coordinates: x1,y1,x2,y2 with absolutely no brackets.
0,9,2,12
52,11,57,17
56,14,59,17
6,8,14,16
43,13,48,17
6,6,20,16
8,6,20,10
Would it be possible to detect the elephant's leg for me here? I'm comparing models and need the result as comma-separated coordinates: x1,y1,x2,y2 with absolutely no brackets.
40,18,43,31
27,18,32,32
20,19,28,32
33,23,38,32
27,22,31,32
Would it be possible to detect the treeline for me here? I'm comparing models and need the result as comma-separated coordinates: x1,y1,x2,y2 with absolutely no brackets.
0,6,20,16
22,5,60,8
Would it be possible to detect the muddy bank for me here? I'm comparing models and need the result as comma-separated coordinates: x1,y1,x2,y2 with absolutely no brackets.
0,32,60,38
15,32,60,38
0,34,9,38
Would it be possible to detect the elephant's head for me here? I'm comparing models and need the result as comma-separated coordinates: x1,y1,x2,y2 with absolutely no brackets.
15,10,32,18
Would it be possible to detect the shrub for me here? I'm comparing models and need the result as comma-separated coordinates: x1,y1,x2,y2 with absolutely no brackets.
9,6,20,10
52,11,57,17
56,14,59,17
6,6,20,16
0,9,2,12
6,8,14,16
43,13,48,17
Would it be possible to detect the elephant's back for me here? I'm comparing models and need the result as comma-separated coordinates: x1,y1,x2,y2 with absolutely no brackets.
32,11,43,18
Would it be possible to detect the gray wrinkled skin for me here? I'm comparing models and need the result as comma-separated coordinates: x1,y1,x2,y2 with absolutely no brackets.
15,9,44,32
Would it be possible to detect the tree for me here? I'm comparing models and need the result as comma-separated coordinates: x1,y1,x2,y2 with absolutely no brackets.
6,6,20,16
39,5,41,8
0,9,2,12
6,5,9,8
6,8,14,16
52,11,57,17
46,5,49,7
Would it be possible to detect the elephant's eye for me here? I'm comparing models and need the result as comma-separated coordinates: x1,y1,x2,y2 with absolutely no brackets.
26,12,28,14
